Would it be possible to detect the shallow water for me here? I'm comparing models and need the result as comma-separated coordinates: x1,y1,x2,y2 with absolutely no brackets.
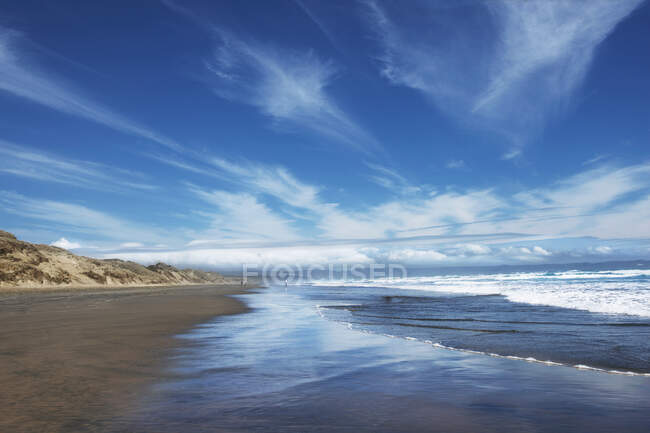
120,284,650,432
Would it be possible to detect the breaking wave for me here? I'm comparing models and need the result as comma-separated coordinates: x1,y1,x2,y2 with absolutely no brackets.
311,269,650,317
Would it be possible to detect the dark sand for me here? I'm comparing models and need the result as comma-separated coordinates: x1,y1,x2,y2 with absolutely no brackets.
0,284,251,433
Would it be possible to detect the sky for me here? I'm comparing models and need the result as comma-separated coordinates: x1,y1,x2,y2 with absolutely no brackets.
1,0,649,269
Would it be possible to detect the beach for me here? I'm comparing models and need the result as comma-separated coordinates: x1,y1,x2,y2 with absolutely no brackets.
1,267,649,432
0,284,250,433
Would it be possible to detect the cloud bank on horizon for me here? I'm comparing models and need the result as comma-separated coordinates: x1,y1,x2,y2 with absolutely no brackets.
1,0,649,268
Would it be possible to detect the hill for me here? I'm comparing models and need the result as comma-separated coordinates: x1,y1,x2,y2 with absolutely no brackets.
0,230,227,289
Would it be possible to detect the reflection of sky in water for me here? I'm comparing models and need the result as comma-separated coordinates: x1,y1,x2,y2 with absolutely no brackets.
128,285,650,433
167,287,439,398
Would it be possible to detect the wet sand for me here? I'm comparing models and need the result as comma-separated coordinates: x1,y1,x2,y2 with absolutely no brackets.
0,284,252,433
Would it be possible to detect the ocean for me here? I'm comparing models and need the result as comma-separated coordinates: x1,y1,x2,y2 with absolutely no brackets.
310,261,650,375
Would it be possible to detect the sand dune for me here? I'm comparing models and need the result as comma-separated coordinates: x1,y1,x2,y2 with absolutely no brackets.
0,230,227,289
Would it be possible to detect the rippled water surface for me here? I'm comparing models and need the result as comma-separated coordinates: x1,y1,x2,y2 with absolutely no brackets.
313,265,650,374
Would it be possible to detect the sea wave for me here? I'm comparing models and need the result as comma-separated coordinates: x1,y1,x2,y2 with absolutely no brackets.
310,269,650,317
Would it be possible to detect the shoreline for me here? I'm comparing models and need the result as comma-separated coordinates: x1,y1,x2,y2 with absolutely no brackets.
314,306,650,377
0,284,255,433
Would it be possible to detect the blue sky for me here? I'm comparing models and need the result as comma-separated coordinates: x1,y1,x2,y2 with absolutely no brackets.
1,0,649,269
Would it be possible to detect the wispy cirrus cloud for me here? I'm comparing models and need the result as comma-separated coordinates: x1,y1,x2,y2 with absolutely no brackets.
159,150,650,245
0,191,168,244
189,186,302,243
209,158,325,212
204,31,379,153
515,163,650,212
445,159,466,170
509,163,650,238
162,157,327,246
364,0,644,150
149,153,328,228
321,188,507,240
399,161,650,241
365,162,422,195
582,154,609,166
167,156,509,242
0,27,183,152
163,1,378,153
154,154,329,216
0,140,157,192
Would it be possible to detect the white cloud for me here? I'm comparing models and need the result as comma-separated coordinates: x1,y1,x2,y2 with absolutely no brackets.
0,191,168,244
119,242,144,248
456,164,650,242
209,158,325,212
204,30,379,152
365,0,643,146
532,246,552,256
5,155,650,267
155,154,524,248
190,186,301,242
515,163,650,214
501,148,522,160
105,244,465,269
0,27,182,152
107,244,376,269
163,156,510,243
324,162,650,242
496,245,553,262
384,248,447,264
351,189,505,239
451,243,492,256
103,236,650,269
589,245,613,255
50,237,81,250
0,140,157,192
580,195,650,239
99,241,557,269
445,159,466,169
176,154,650,247
365,162,422,195
582,154,608,166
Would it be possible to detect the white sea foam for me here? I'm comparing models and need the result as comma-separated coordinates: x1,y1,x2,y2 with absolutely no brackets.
311,269,650,317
